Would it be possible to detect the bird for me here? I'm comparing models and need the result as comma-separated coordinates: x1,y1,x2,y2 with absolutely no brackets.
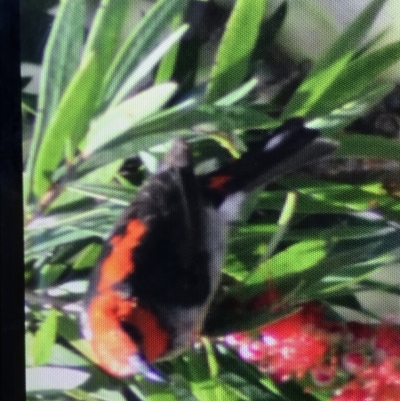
80,118,337,380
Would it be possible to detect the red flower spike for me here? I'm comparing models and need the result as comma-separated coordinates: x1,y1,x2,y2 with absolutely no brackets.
375,384,400,401
375,325,400,359
271,371,293,383
255,302,330,380
331,358,400,401
342,352,369,375
310,363,337,387
238,340,267,362
332,386,370,401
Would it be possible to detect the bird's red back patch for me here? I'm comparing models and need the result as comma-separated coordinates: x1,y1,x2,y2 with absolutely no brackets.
97,219,147,293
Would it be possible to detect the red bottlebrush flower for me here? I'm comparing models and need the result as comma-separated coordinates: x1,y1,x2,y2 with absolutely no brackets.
375,325,400,360
332,386,370,401
342,352,369,375
375,385,400,401
260,302,324,342
331,358,400,401
223,302,331,382
370,358,400,387
238,340,268,362
256,302,330,381
225,303,400,400
310,362,337,387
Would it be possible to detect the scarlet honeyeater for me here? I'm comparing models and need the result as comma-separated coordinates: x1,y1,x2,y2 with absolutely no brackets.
80,118,336,379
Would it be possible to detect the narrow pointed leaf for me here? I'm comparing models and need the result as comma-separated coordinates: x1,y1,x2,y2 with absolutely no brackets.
101,0,189,105
284,51,353,117
84,82,178,155
111,24,189,106
32,52,103,197
206,0,269,102
31,0,135,198
245,240,327,285
26,0,85,199
32,309,58,366
315,0,388,70
308,40,400,117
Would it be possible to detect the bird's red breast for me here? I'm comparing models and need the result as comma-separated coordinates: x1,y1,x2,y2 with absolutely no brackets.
84,218,170,377
87,291,169,377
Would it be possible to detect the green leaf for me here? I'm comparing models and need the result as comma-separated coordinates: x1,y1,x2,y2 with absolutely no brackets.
84,82,178,155
191,380,240,401
360,279,400,296
56,279,89,296
287,223,397,242
275,177,399,215
253,2,287,60
101,0,189,106
112,24,189,106
25,331,34,366
69,129,178,180
283,51,353,117
135,103,275,134
206,0,269,102
73,243,102,271
262,192,298,262
49,159,123,211
46,343,89,367
76,388,127,401
214,78,259,106
274,381,319,401
39,263,68,288
314,0,388,70
283,0,397,120
306,82,393,131
32,51,102,198
308,40,400,117
244,240,327,286
155,13,185,84
326,294,364,312
216,347,285,400
33,0,84,133
299,232,400,301
82,0,131,59
26,0,85,200
65,183,135,206
31,0,138,199
25,207,120,259
32,309,58,366
335,132,400,162
76,104,275,177
203,339,219,379
139,390,179,401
